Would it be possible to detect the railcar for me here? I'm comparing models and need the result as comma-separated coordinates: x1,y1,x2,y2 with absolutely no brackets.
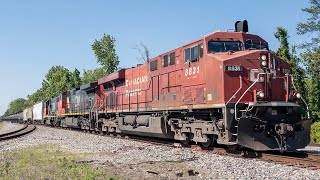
23,107,33,123
9,20,311,152
32,101,43,124
3,112,23,122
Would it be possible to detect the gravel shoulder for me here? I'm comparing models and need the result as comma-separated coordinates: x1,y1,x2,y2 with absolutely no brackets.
0,121,24,134
0,122,320,179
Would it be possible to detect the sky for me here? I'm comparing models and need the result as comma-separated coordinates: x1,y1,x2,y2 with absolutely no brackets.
0,0,312,115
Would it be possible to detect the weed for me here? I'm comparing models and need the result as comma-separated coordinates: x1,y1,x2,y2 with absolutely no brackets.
311,121,320,143
0,144,110,179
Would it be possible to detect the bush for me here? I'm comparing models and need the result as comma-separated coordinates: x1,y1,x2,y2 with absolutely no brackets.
311,121,320,143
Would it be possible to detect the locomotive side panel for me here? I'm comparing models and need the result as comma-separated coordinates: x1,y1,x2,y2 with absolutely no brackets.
157,49,182,110
123,64,149,112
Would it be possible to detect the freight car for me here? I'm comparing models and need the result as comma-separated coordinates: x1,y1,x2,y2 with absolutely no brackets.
23,107,33,123
7,21,312,152
2,112,23,122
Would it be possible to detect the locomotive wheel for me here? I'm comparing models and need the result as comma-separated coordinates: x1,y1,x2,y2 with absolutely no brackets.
180,133,190,145
201,135,214,148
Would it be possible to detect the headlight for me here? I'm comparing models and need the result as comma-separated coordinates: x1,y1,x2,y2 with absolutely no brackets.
257,91,265,98
261,55,267,61
296,93,301,99
260,55,268,67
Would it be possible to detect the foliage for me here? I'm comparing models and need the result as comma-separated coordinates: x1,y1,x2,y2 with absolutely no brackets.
297,1,320,119
81,68,105,84
0,144,108,179
301,49,320,118
3,98,27,116
274,27,291,62
25,88,45,107
297,0,320,48
42,66,81,99
92,34,119,75
274,27,308,111
311,121,320,143
71,68,82,88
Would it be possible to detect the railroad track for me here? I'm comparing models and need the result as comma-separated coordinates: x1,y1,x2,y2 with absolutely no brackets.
183,144,320,169
37,124,320,169
309,143,320,147
0,124,36,141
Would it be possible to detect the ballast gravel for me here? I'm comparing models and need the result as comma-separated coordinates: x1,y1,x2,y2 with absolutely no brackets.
0,122,320,179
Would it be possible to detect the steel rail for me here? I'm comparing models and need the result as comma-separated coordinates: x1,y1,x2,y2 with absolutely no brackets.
0,124,28,137
0,124,36,141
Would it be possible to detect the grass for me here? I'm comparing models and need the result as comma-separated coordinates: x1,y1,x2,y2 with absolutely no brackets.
311,121,320,143
0,144,115,180
0,122,3,129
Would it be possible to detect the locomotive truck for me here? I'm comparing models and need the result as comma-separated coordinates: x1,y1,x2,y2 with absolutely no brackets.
4,21,311,152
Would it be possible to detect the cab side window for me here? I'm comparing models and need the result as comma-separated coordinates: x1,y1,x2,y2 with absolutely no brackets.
169,52,175,65
191,46,199,62
164,55,169,67
150,60,158,71
184,48,191,63
184,44,203,63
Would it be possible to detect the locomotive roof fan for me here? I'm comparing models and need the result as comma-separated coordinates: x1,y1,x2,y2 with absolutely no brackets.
235,20,248,33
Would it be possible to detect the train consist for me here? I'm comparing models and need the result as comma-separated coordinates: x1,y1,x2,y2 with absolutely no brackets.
3,21,311,152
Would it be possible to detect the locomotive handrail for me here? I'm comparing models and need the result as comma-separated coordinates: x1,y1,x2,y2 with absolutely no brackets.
289,74,310,119
225,76,242,106
234,73,267,120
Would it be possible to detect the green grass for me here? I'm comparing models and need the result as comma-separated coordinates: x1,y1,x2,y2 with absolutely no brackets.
0,144,114,180
311,121,320,143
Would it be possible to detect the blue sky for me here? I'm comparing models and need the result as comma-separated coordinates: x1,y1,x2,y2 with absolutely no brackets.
0,1,311,115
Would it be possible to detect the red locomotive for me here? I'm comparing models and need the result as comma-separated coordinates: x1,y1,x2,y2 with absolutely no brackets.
38,20,311,152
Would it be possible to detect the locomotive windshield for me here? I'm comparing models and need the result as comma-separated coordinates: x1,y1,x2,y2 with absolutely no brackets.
208,41,243,53
208,40,269,53
244,39,269,50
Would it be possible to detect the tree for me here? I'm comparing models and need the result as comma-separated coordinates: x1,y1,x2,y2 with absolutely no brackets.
297,0,320,119
81,68,105,84
92,34,119,75
25,88,45,107
42,66,74,99
274,27,291,63
71,68,82,88
297,0,320,48
134,42,150,63
4,98,27,116
274,27,307,101
3,109,9,117
301,49,320,118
